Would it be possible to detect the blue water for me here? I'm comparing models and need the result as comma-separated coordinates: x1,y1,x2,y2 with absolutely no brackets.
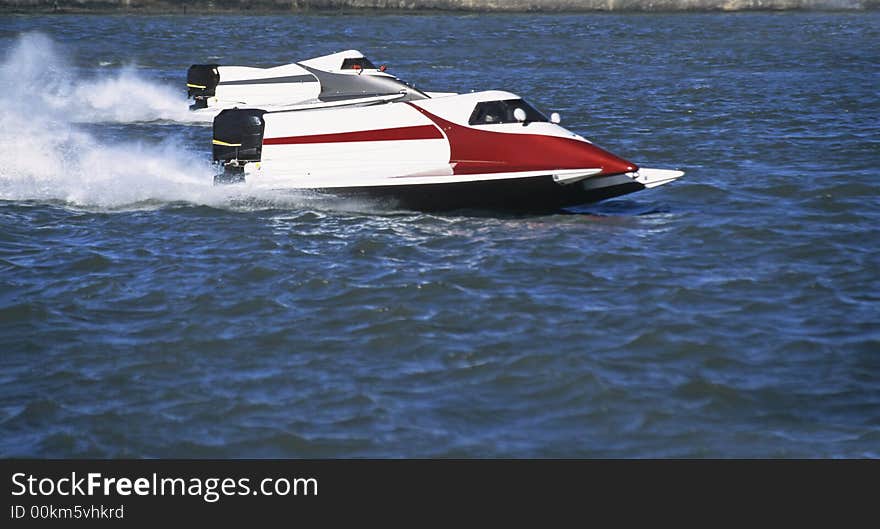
0,13,878,457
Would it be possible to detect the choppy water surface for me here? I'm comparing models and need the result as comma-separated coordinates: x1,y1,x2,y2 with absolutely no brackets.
0,13,878,457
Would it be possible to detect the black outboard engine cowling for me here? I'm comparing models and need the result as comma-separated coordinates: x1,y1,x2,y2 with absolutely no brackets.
213,109,267,163
213,108,266,162
212,108,267,184
187,64,220,99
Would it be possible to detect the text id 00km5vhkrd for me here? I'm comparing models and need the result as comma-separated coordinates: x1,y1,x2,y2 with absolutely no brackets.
10,504,124,520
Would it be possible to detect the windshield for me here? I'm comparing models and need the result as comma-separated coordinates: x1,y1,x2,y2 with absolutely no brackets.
341,57,378,70
468,99,548,125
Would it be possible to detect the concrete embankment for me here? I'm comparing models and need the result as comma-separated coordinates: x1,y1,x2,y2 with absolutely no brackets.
2,0,877,13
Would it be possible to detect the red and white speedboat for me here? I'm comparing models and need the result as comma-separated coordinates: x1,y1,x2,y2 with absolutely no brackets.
212,90,683,212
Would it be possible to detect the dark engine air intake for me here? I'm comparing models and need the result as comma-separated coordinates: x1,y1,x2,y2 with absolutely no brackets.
187,64,220,100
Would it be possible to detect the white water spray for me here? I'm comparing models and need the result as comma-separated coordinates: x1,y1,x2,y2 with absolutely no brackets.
2,33,208,125
0,33,233,209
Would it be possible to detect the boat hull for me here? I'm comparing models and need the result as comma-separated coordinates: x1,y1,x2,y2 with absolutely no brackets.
305,173,646,213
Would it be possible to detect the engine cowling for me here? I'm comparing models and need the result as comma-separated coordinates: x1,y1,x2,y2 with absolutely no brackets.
212,108,267,184
213,108,267,162
186,64,220,107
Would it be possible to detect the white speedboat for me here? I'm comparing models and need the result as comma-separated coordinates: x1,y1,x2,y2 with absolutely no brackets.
187,50,447,114
211,90,683,212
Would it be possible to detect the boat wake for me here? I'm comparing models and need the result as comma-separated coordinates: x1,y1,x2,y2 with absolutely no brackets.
0,33,219,208
3,33,209,125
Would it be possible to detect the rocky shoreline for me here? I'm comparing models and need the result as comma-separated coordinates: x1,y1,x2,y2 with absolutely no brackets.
2,0,877,14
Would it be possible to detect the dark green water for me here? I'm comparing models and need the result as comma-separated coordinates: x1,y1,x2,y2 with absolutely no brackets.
0,13,878,457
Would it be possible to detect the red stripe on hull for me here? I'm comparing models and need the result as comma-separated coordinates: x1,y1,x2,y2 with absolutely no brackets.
407,103,637,176
264,124,443,145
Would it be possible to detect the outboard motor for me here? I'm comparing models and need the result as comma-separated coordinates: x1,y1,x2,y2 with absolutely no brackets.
187,64,220,109
212,109,267,184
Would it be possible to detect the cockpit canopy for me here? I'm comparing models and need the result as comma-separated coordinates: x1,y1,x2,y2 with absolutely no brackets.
341,57,378,70
468,99,548,126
